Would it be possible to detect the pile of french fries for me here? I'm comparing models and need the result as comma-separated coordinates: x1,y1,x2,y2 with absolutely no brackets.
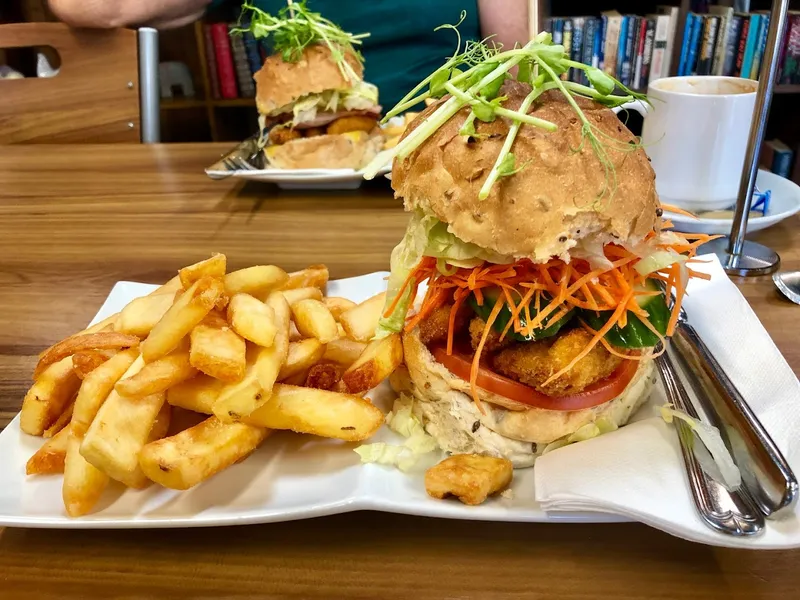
382,112,419,150
22,254,403,517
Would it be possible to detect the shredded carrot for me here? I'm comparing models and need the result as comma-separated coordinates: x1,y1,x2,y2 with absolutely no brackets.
660,203,698,219
470,298,505,415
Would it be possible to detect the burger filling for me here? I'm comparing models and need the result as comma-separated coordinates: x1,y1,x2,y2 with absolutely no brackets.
260,81,381,147
378,210,716,411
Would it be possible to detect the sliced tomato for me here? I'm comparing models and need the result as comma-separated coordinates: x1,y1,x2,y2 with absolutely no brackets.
431,346,640,411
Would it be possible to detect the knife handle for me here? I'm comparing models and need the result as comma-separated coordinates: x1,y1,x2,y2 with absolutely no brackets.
672,324,798,518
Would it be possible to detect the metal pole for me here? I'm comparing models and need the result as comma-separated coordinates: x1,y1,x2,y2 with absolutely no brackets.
708,0,788,276
138,27,161,144
728,0,790,256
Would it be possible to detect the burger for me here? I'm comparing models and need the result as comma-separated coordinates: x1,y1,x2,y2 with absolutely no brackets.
253,45,383,170
369,36,710,468
244,3,382,170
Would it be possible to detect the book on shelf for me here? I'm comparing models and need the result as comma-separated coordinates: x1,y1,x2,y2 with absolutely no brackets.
228,24,255,98
749,13,770,80
561,19,573,81
602,11,623,77
639,18,656,88
621,15,637,85
648,13,671,81
632,17,649,90
760,140,794,179
686,14,704,75
710,5,734,75
203,24,221,100
739,13,762,78
697,15,721,76
782,13,800,84
722,14,743,76
209,23,238,99
570,16,586,83
656,5,680,78
677,13,696,76
734,14,751,76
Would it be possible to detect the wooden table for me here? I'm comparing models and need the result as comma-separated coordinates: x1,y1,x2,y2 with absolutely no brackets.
1,143,799,599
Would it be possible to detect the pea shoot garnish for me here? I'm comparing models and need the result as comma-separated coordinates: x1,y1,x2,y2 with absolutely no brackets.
237,0,370,83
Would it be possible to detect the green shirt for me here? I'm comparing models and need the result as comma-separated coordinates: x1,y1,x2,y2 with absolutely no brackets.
218,0,480,108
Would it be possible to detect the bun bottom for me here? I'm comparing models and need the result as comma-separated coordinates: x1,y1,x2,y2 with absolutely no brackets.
264,130,383,170
399,328,656,468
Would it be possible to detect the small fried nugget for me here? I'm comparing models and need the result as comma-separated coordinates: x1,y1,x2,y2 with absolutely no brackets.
425,454,513,505
326,116,378,136
469,317,512,353
492,328,622,397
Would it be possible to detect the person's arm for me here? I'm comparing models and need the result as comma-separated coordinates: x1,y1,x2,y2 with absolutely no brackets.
48,0,211,29
477,0,530,49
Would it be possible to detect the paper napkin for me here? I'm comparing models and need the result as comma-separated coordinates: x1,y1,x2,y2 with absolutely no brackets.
534,254,800,548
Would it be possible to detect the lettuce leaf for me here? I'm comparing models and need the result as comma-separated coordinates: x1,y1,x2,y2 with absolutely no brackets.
374,211,513,339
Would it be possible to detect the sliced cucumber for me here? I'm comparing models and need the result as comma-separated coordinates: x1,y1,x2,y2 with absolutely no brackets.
468,287,574,342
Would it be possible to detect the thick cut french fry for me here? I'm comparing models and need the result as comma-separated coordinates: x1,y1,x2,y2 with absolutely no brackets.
189,323,246,382
72,349,117,379
26,424,71,475
342,333,404,394
289,321,303,342
80,390,166,488
281,265,329,291
63,427,109,517
166,374,227,413
254,292,291,392
71,348,139,436
339,292,386,342
213,293,290,421
114,293,174,338
292,299,338,344
322,338,367,368
43,399,74,438
246,384,383,441
34,332,139,380
21,356,81,436
115,351,197,398
139,416,268,490
323,296,357,320
167,383,383,442
179,254,227,289
281,286,322,306
142,276,223,363
227,293,277,347
149,275,182,296
278,339,326,381
224,265,288,297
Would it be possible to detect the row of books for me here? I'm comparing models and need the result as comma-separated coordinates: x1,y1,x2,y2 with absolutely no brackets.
204,22,265,100
677,9,800,82
545,6,681,91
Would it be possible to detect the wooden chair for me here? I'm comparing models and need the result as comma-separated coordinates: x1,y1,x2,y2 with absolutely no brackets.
0,22,160,143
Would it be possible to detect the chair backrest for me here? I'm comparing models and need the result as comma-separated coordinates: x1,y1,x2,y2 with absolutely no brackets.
0,23,140,143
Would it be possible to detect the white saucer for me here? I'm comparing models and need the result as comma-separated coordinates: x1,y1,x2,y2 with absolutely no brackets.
665,170,800,235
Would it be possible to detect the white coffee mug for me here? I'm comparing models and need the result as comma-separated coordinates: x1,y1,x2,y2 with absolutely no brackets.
614,76,758,212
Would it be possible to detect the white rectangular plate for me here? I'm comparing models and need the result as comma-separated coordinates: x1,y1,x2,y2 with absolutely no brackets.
0,273,626,529
205,165,391,190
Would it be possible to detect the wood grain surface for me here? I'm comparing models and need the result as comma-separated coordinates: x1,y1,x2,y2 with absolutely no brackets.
0,23,140,143
1,143,798,599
